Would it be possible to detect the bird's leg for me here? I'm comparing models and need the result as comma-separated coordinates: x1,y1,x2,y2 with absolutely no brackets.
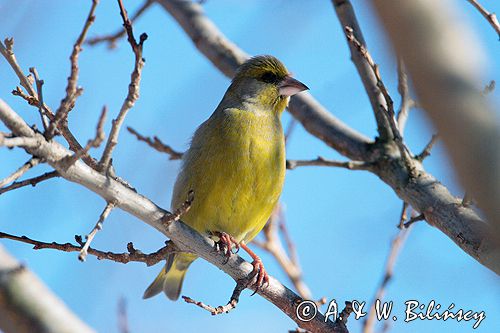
239,241,269,295
210,231,240,262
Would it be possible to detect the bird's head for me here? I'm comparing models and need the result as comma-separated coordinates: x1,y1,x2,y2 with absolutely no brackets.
227,55,309,113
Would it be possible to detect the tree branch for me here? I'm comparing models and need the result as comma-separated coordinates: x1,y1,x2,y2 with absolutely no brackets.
286,157,371,171
0,245,95,333
182,282,245,315
0,232,175,267
395,59,414,135
87,0,154,48
331,0,393,141
467,0,500,40
0,170,59,195
252,205,312,300
0,37,97,168
78,201,115,261
99,0,148,172
127,126,183,160
47,0,99,138
363,224,412,333
372,0,500,243
0,157,41,188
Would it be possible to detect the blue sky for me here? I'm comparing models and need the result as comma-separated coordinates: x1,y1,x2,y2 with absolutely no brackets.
0,1,499,332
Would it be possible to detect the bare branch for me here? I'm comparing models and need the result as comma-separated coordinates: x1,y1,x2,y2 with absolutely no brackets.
60,106,107,168
47,0,99,138
127,127,183,160
182,282,245,315
0,134,40,148
128,127,369,173
99,0,148,172
396,59,415,134
0,38,37,97
372,0,500,235
286,156,371,171
344,26,415,175
162,190,195,226
397,202,409,229
0,231,175,267
467,0,500,40
404,214,425,228
0,245,95,333
0,170,59,195
28,67,49,131
79,201,115,261
331,0,392,141
0,28,98,168
363,225,412,333
252,205,312,299
87,0,154,48
0,157,41,188
415,134,439,161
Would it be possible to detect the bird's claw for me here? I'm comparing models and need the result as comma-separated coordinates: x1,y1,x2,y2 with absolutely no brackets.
249,258,269,295
211,231,240,263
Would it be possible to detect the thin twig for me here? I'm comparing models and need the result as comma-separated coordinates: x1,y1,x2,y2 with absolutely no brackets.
482,80,495,95
0,231,175,266
0,171,59,195
0,134,40,148
60,106,107,169
252,205,312,299
87,0,154,48
397,202,409,229
162,190,195,226
182,282,245,315
396,59,414,134
0,38,37,97
467,0,500,40
331,0,392,141
127,127,183,160
79,202,115,261
0,20,98,168
47,0,99,138
28,67,49,131
337,302,354,326
277,207,299,266
0,157,41,188
363,225,412,333
345,26,415,176
403,214,425,228
286,156,371,170
415,134,439,161
99,0,148,172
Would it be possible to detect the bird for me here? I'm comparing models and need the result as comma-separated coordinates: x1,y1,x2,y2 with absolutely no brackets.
143,55,308,300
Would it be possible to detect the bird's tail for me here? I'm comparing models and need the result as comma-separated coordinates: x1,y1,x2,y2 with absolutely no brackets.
143,252,196,300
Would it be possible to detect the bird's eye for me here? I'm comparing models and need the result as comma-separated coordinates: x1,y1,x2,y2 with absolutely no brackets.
261,72,279,84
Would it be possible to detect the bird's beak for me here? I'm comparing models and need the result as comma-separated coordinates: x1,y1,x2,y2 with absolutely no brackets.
278,75,309,97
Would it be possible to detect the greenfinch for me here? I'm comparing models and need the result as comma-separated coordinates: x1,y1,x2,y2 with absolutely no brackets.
143,55,308,300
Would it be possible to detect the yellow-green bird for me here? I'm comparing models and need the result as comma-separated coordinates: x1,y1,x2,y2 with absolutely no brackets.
143,55,308,300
